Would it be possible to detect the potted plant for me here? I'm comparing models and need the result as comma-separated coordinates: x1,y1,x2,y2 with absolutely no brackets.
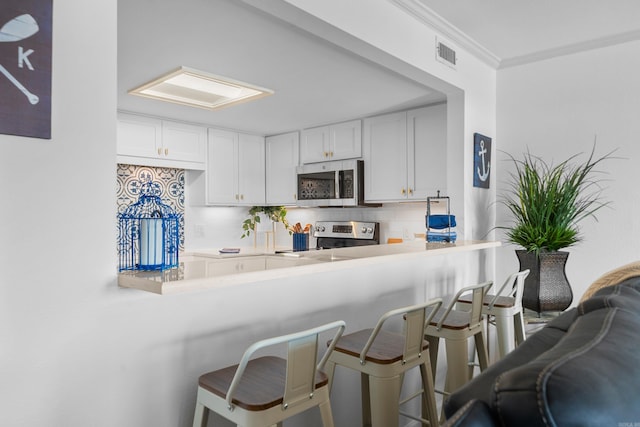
500,145,615,313
241,206,291,247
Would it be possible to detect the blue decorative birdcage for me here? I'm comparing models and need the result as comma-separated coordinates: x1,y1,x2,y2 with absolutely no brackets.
118,181,180,271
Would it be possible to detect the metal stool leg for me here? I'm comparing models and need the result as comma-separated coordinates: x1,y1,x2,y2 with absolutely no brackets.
318,395,335,427
514,311,526,346
368,375,402,427
444,338,469,393
361,372,372,426
419,360,439,427
493,312,515,359
192,401,208,427
474,331,489,371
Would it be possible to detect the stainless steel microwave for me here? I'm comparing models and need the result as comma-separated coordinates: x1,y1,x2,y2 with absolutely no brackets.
296,159,377,207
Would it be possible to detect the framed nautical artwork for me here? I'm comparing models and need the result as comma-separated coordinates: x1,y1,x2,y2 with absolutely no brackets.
473,133,491,189
0,0,52,139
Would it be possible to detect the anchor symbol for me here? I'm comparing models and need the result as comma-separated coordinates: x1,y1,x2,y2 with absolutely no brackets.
476,139,491,182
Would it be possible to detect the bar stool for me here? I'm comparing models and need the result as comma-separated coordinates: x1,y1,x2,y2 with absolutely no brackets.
192,320,346,427
457,270,530,360
324,299,443,427
424,281,493,394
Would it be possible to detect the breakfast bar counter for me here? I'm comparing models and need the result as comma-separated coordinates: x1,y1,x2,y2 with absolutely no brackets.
118,240,500,295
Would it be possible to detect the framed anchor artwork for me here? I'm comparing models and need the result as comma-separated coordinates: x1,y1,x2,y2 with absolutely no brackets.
473,133,491,189
0,0,52,139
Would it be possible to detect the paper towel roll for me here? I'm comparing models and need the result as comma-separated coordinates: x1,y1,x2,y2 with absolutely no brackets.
140,218,163,268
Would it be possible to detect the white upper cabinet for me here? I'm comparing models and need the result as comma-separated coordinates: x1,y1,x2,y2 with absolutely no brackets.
237,134,266,205
407,104,447,199
117,113,161,159
117,112,206,170
204,128,265,206
363,111,408,201
206,129,238,204
363,104,446,202
265,131,299,205
161,120,207,163
300,119,361,163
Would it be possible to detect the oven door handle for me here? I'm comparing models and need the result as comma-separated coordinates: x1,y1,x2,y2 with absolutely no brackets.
334,170,340,200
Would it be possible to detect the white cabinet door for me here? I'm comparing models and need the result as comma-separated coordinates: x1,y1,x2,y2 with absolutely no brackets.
364,107,447,202
266,132,299,205
300,126,329,163
300,119,361,163
363,111,408,201
238,133,266,205
117,113,162,159
330,119,361,161
161,120,206,163
408,104,447,200
117,112,206,169
204,129,265,206
206,129,238,205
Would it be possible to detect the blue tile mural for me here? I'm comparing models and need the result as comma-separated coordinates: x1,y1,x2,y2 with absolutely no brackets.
117,164,185,251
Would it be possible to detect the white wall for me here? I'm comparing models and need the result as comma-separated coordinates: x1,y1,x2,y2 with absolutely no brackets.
496,40,640,302
0,0,118,425
0,1,499,426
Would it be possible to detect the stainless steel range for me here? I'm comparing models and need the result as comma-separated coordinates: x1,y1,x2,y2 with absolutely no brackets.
314,221,380,249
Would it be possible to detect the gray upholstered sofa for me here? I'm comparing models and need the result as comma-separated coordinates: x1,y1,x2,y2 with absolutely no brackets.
443,264,640,427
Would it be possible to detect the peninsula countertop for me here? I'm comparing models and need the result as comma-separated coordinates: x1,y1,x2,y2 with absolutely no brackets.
118,240,501,295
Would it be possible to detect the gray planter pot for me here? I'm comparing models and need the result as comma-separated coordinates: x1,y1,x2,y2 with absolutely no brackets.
516,250,573,313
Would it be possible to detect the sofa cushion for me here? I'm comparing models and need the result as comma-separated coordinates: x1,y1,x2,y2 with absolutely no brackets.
493,307,640,426
443,308,578,418
443,399,496,427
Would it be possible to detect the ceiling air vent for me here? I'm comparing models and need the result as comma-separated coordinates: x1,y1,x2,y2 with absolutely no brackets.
436,37,457,69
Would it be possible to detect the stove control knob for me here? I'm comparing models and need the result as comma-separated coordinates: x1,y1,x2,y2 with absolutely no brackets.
318,226,325,232
361,227,367,233
366,227,373,234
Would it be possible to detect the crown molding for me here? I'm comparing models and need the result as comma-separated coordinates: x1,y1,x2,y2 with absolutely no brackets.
389,0,501,69
499,29,640,69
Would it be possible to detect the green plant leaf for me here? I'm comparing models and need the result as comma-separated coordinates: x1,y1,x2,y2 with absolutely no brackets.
498,143,617,255
240,206,292,238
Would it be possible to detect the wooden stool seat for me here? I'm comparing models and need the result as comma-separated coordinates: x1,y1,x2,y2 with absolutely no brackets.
198,356,328,411
332,329,428,364
458,294,515,309
427,307,474,330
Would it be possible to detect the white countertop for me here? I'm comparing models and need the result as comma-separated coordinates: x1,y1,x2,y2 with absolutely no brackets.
118,240,501,295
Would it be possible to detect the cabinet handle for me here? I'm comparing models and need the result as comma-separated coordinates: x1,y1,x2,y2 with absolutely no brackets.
157,148,162,155
235,194,239,200
409,188,413,195
324,152,329,158
240,194,244,200
401,188,406,195
329,151,334,157
164,148,169,156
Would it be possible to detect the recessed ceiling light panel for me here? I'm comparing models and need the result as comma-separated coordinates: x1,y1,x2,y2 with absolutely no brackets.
128,66,274,111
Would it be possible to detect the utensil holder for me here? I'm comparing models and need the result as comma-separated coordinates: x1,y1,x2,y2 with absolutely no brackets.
293,233,309,251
